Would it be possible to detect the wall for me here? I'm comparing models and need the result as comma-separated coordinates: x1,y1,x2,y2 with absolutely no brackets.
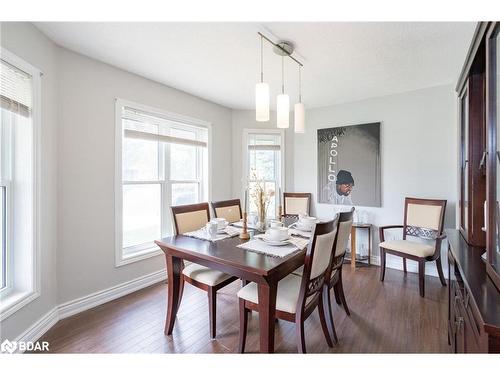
56,48,233,304
293,84,457,275
0,22,59,340
231,110,295,198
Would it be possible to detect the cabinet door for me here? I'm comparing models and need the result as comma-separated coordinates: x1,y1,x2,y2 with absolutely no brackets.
486,22,500,289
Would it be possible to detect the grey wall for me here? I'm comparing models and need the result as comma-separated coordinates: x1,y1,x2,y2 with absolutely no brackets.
0,22,59,340
293,84,457,274
56,48,233,304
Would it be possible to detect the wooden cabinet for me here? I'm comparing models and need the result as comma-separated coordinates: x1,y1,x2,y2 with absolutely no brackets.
447,231,500,353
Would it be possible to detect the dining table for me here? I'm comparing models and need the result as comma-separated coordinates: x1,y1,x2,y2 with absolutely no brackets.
154,232,307,353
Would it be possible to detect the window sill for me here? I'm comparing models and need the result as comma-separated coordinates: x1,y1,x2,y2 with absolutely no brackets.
115,246,163,268
0,288,40,322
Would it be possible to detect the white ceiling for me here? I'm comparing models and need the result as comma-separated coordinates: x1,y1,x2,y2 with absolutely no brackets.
34,22,476,110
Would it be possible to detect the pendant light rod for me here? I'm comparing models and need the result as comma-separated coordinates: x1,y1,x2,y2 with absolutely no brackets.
260,35,264,83
281,56,285,94
257,32,303,67
298,65,302,102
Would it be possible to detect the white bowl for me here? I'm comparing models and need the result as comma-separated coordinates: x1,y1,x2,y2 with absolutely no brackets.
212,218,228,230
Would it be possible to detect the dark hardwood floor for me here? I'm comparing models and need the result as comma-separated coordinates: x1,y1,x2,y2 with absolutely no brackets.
36,265,449,353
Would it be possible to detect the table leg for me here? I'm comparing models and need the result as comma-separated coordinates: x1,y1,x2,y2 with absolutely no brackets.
368,227,372,266
258,281,278,353
351,227,356,270
165,254,183,335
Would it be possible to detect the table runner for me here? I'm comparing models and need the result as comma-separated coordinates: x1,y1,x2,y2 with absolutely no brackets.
237,235,309,258
184,225,242,242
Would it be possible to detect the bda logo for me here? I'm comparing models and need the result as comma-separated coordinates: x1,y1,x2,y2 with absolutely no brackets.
1,339,17,354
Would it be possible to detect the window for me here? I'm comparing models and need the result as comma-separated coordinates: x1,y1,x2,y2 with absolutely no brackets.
243,129,284,218
0,49,40,320
115,100,210,265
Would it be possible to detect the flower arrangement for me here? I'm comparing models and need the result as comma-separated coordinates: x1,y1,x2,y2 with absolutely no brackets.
249,169,275,229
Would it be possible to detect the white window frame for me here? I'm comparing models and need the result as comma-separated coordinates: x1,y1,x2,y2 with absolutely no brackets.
242,128,285,217
0,48,41,321
115,98,212,267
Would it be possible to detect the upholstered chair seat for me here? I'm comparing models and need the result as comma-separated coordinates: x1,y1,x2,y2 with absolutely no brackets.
379,240,434,258
237,273,316,314
182,263,234,286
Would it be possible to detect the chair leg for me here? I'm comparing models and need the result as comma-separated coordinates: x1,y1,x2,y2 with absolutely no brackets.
208,287,216,339
403,258,407,274
337,270,351,316
418,260,425,297
325,286,339,344
318,291,334,347
380,249,386,281
333,284,342,305
295,317,306,354
436,256,447,286
238,298,248,353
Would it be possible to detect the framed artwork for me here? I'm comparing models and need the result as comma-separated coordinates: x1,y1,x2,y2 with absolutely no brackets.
317,122,381,207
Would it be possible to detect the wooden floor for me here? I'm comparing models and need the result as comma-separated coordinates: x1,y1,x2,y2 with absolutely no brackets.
37,265,450,353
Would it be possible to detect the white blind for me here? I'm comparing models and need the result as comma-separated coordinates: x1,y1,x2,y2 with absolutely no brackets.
0,59,33,117
122,106,207,147
247,133,281,151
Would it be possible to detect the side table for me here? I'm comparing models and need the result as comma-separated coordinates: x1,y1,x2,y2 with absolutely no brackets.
350,222,372,270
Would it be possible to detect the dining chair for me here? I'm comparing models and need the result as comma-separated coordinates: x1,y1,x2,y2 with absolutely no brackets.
237,217,339,353
171,202,238,338
379,197,447,297
211,198,242,223
283,192,312,217
292,208,354,343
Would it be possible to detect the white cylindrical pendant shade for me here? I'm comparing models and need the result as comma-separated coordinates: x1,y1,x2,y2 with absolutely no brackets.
255,82,270,122
276,94,290,128
294,102,305,133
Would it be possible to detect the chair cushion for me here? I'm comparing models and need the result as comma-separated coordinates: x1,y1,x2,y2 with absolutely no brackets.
182,263,233,286
237,273,310,314
379,240,434,258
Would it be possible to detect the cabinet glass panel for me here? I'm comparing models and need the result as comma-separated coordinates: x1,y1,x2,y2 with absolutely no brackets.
495,32,500,271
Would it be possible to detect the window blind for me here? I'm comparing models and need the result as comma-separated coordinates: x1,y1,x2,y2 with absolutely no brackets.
122,107,207,148
0,59,32,117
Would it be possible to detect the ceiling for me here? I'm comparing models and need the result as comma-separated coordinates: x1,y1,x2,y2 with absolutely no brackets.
34,22,476,110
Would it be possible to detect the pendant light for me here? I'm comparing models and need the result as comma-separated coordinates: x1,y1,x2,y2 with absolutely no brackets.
276,55,290,128
255,35,270,122
294,65,305,133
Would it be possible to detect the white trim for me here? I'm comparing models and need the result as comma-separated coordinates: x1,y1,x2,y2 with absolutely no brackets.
13,307,58,353
114,98,212,267
0,48,42,318
58,269,166,319
10,269,166,352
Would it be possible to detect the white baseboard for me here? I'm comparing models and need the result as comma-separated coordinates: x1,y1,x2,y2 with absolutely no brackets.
58,269,166,319
13,307,59,353
11,269,166,352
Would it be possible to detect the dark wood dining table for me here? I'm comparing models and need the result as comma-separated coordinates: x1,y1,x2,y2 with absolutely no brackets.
154,233,307,353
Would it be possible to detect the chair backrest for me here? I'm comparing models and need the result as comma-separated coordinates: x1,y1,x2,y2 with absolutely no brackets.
283,192,312,216
296,216,339,312
333,207,354,258
403,197,447,240
171,202,210,235
211,199,242,223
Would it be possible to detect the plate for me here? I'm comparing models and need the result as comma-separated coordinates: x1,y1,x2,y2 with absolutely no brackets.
259,235,291,246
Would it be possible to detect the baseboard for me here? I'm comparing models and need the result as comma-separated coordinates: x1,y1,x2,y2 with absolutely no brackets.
58,269,166,319
13,307,59,353
9,269,166,352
